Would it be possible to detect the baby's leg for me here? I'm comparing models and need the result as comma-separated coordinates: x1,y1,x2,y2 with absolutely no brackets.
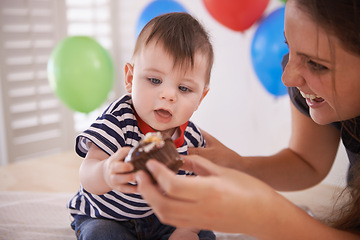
169,227,199,240
72,217,136,240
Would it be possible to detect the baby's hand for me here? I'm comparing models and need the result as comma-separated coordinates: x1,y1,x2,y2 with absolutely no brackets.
103,147,137,193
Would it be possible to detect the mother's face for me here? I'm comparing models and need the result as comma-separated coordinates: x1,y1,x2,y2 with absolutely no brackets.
282,0,360,125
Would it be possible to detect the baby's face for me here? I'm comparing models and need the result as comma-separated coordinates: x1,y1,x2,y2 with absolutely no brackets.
125,40,209,136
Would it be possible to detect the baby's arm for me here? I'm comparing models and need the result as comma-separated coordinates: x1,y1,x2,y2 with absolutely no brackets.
79,143,136,195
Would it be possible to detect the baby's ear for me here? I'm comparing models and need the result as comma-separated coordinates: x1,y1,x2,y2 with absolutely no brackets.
124,63,134,93
195,87,210,111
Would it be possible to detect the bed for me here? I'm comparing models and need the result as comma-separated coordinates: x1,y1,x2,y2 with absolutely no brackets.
0,151,343,240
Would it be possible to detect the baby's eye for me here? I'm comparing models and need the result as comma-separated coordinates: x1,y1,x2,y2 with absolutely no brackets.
308,60,328,72
148,78,161,85
178,85,191,93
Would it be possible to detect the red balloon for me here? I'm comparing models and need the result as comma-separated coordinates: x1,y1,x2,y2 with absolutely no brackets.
203,0,270,31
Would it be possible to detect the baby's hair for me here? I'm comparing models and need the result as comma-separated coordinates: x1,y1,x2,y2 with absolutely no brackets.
132,12,214,85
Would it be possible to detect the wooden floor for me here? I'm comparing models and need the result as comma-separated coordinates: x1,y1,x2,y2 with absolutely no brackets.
0,151,82,193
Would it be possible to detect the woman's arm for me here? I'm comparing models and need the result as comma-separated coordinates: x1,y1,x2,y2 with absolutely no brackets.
190,102,340,191
136,156,360,240
243,103,340,190
79,143,136,195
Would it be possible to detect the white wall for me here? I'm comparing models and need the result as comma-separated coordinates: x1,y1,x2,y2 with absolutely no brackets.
115,0,348,187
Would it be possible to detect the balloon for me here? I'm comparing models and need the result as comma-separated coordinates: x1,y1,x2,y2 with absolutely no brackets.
47,36,114,113
202,0,270,31
136,0,187,37
251,7,288,96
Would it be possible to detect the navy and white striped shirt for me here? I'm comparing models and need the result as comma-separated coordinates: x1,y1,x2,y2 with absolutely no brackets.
68,94,205,220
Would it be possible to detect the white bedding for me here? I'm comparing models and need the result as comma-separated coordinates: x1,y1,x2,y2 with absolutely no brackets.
0,191,74,240
0,191,256,240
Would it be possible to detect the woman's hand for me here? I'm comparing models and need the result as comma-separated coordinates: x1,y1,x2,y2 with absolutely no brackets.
136,155,360,239
135,155,278,234
188,129,243,169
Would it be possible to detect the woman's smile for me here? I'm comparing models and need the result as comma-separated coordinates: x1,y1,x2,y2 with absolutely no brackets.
299,89,325,107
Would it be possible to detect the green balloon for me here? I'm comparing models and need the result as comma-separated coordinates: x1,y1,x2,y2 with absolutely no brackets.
48,36,114,113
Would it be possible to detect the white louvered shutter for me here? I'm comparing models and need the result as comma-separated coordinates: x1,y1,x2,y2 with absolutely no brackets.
0,0,74,164
0,0,121,164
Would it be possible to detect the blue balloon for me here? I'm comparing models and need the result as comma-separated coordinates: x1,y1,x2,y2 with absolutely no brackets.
136,0,187,37
251,6,288,96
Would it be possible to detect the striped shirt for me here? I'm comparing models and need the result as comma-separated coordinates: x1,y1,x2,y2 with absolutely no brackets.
68,94,205,220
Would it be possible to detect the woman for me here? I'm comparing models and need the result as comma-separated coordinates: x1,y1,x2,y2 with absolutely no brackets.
133,0,360,238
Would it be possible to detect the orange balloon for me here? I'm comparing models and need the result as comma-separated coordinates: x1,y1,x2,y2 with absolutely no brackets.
203,0,270,31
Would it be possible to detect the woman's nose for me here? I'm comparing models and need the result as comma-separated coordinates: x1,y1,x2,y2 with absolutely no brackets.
282,57,305,88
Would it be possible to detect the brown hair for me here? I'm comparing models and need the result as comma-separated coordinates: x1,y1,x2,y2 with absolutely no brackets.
295,0,360,56
132,12,214,85
294,0,360,232
331,164,360,232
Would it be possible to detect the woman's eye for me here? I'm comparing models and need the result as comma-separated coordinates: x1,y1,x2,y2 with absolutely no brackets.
179,85,191,92
308,60,328,72
148,78,161,85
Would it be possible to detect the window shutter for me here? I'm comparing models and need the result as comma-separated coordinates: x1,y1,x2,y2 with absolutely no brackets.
0,0,74,163
0,0,121,164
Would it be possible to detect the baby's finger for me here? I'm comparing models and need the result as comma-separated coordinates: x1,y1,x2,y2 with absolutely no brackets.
112,147,131,161
113,182,138,194
111,161,134,174
109,171,136,184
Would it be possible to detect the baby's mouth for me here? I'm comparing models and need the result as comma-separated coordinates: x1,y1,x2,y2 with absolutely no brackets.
155,109,172,118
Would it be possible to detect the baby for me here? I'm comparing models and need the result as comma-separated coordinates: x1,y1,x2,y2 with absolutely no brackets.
68,12,215,240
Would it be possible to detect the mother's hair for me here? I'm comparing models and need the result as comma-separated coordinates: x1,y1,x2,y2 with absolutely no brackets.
295,0,360,56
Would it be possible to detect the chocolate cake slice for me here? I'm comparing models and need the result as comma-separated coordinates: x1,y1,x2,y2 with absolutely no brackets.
125,132,183,182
